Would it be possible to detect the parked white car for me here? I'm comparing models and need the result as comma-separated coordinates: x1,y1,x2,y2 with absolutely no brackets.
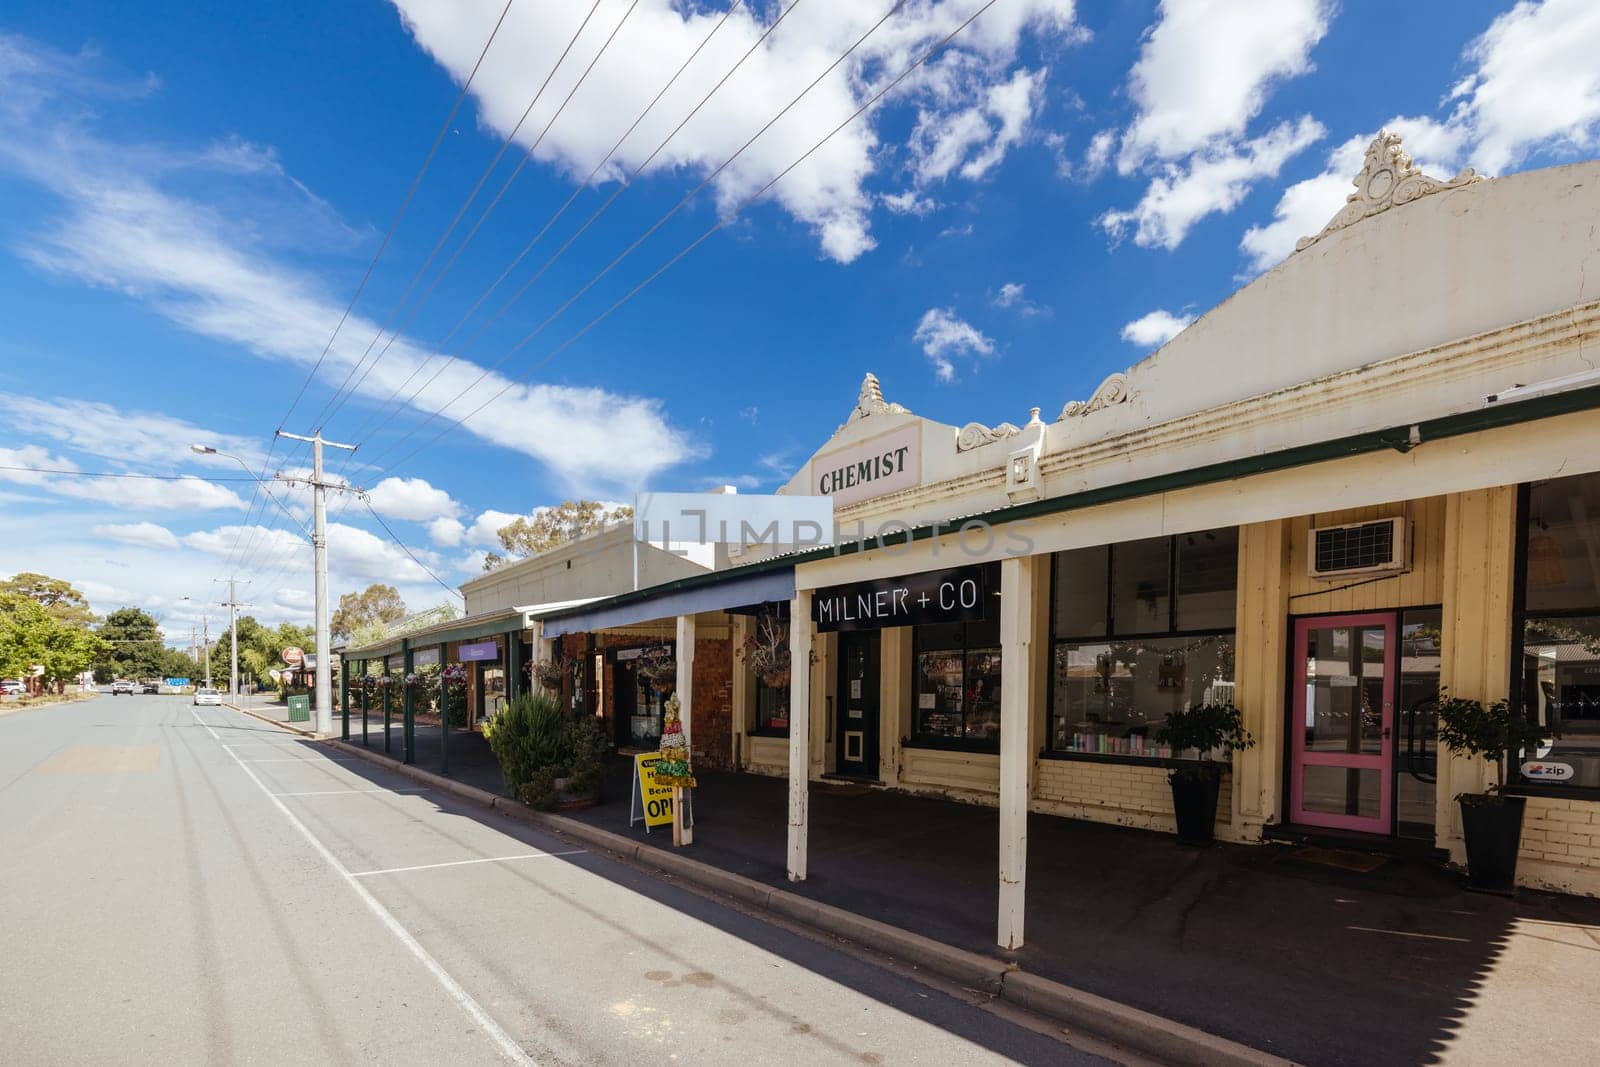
1,679,25,696
192,687,222,706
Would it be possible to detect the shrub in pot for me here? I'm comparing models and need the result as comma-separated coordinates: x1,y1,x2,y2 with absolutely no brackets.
1154,703,1254,846
483,691,607,811
1433,690,1547,894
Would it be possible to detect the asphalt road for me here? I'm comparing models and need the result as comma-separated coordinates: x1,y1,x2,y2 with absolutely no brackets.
0,695,1114,1065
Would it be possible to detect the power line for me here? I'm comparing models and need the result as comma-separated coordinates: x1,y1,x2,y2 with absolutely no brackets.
360,499,465,602
366,0,908,473
332,0,758,456
230,0,518,576
348,0,798,460
0,465,258,481
303,0,608,437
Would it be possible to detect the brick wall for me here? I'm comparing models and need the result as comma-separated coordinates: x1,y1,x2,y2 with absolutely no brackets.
690,637,733,772
1519,797,1600,869
1033,758,1232,833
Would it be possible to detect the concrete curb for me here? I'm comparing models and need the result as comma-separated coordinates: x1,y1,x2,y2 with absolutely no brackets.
227,702,320,737
306,729,1288,1067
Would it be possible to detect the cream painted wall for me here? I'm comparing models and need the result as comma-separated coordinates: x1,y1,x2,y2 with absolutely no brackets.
464,527,711,616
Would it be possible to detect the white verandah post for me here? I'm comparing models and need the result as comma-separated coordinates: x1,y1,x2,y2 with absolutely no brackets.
676,613,696,846
998,555,1035,950
787,590,813,882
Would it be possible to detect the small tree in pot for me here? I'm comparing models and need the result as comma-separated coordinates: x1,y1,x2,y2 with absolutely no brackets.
1433,690,1547,894
1154,703,1254,846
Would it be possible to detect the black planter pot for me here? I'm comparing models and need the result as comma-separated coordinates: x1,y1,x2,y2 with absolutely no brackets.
1459,793,1527,894
1169,767,1223,846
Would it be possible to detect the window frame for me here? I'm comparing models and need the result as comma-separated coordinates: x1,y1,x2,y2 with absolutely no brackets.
1046,532,1239,756
1508,480,1600,798
907,621,1002,754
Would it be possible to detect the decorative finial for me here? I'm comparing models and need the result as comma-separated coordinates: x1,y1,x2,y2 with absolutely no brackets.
1295,129,1485,253
847,372,910,423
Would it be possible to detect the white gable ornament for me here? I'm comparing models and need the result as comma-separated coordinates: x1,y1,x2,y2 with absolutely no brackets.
1057,372,1131,420
1296,130,1485,253
955,420,1021,452
845,372,910,426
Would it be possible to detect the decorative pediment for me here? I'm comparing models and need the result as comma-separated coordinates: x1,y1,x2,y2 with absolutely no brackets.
1296,130,1485,253
846,372,910,424
1058,373,1130,420
955,420,1021,452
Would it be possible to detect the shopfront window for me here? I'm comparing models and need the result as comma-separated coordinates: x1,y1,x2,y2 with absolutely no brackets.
1050,528,1238,756
1516,473,1600,790
912,618,1002,749
754,678,790,734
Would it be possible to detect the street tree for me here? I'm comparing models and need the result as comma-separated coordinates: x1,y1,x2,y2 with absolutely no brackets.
331,583,407,641
94,607,169,681
0,572,97,628
0,593,105,690
484,500,632,571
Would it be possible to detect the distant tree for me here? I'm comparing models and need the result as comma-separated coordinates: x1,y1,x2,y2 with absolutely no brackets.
94,607,170,680
331,584,408,641
0,594,104,689
0,572,97,628
485,500,633,572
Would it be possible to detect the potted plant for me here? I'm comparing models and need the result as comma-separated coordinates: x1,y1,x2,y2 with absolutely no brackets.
482,690,607,811
634,645,676,694
1433,690,1547,894
1154,703,1254,846
529,657,565,693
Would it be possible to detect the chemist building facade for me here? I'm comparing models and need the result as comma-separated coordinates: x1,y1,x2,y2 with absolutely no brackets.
361,134,1600,946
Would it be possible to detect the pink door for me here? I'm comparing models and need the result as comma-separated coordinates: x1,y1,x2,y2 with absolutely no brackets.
1290,613,1395,833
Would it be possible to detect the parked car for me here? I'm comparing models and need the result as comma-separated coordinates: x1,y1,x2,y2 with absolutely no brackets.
192,687,222,706
140,681,160,694
111,680,135,695
1,679,25,696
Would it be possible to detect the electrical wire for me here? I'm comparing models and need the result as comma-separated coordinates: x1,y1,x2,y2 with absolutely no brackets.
302,0,608,437
366,0,916,473
0,465,258,481
361,499,466,601
333,0,752,456
226,0,518,576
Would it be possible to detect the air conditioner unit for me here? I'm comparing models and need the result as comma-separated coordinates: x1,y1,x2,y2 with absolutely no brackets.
1307,517,1409,579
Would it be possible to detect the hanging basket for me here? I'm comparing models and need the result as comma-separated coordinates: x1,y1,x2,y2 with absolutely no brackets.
530,659,565,691
441,663,468,685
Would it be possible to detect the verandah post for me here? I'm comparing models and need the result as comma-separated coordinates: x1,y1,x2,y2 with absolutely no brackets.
787,590,813,882
998,555,1036,950
402,639,415,765
439,644,450,777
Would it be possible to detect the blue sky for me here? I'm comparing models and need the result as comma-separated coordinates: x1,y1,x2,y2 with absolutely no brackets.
2,0,1599,637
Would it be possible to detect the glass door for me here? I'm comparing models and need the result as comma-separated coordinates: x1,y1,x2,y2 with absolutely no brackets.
1290,613,1396,833
836,632,879,778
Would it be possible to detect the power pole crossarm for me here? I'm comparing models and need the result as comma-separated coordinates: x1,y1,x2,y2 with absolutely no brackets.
276,430,357,736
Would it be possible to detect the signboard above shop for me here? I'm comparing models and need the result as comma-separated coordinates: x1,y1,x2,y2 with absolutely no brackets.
810,423,919,508
459,641,499,662
813,565,989,632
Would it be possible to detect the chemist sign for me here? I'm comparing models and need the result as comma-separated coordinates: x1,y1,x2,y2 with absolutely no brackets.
812,565,989,633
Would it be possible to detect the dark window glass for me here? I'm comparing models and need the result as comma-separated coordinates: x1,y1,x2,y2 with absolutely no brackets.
1112,537,1171,634
1176,527,1239,631
1525,476,1600,611
1518,616,1600,788
913,622,1002,746
1050,635,1235,754
755,679,789,733
1053,545,1108,638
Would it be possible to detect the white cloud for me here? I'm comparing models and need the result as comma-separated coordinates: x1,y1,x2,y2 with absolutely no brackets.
0,444,247,511
366,476,461,522
1121,308,1194,347
1238,117,1465,273
909,67,1046,186
0,392,267,473
427,516,466,547
1081,128,1115,180
0,35,697,495
1100,115,1324,250
913,307,995,383
882,190,939,216
91,521,180,550
465,509,522,547
992,281,1046,316
1450,0,1600,175
1103,0,1330,251
1117,0,1333,170
391,0,1080,264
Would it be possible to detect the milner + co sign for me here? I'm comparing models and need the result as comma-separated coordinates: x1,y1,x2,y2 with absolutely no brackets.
811,424,919,507
813,565,988,633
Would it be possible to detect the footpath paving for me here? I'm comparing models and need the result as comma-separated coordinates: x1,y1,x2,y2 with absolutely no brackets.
285,712,1600,1066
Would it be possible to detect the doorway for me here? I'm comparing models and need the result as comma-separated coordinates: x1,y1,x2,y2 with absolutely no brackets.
835,631,880,779
1288,609,1440,837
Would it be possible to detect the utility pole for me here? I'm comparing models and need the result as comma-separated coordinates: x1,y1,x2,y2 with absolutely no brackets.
215,578,249,698
277,430,357,736
202,614,212,689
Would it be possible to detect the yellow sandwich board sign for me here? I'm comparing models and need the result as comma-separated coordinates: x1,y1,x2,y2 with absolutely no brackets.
630,752,675,829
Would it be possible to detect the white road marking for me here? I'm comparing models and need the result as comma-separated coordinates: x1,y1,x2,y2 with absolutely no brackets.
190,708,535,1065
351,851,588,878
1346,925,1470,943
237,757,361,763
273,788,430,797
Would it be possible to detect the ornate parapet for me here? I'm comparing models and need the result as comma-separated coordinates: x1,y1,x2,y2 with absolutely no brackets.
1058,373,1131,420
955,420,1021,451
1296,130,1485,253
846,372,910,424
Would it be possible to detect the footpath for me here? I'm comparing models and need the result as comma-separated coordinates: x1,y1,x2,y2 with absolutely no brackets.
231,705,1600,1066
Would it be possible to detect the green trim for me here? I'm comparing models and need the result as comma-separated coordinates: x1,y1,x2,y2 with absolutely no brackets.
342,610,524,661
530,381,1600,623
